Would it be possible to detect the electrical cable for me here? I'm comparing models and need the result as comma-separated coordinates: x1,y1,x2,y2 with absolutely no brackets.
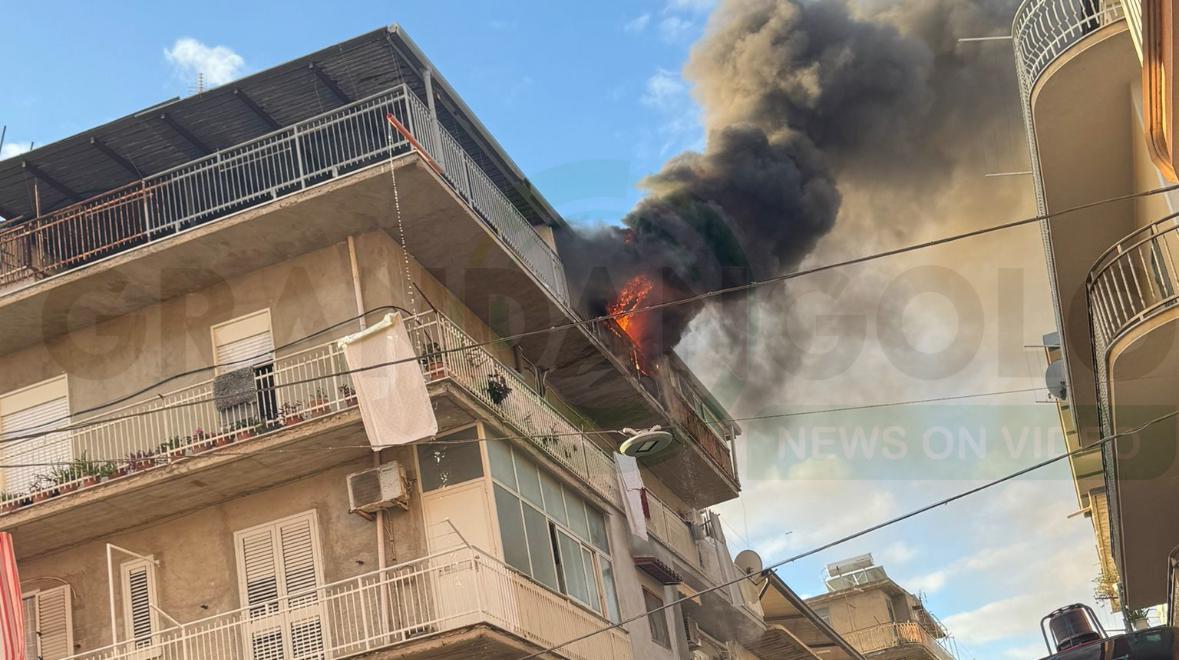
517,407,1179,659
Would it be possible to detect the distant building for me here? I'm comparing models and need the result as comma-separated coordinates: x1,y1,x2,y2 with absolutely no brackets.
780,555,955,660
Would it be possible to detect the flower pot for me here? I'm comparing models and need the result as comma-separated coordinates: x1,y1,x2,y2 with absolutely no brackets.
214,435,233,448
80,476,99,489
1,501,17,514
59,482,79,494
31,491,50,503
283,414,304,426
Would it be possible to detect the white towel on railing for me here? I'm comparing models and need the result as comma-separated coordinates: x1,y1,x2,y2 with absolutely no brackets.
615,454,648,541
339,313,437,450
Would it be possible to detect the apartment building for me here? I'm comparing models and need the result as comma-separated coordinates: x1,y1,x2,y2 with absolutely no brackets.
1012,0,1179,623
0,25,834,660
781,556,955,660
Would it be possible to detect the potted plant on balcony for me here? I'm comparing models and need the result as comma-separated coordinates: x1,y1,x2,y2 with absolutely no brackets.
126,450,157,473
280,402,304,427
190,427,211,452
486,373,512,405
98,460,127,482
339,384,358,408
29,475,57,502
0,493,21,513
419,341,444,378
160,435,189,460
307,389,331,417
235,418,261,441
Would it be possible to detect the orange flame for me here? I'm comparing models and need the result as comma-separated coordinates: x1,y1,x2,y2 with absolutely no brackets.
609,275,655,338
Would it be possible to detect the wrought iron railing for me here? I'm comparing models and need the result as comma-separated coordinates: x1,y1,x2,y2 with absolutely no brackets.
1087,213,1179,349
62,545,631,660
0,311,619,512
1013,0,1126,97
842,622,954,660
665,387,737,483
0,84,570,308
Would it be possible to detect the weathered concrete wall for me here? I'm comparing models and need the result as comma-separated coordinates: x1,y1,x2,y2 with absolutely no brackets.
816,588,893,635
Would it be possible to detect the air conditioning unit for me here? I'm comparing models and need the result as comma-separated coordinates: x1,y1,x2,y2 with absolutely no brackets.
347,462,409,513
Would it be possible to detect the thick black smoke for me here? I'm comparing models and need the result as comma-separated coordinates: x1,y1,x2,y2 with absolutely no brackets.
558,0,1019,357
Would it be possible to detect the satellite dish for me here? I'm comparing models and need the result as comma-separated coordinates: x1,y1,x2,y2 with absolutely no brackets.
1045,360,1068,401
735,549,766,583
618,426,676,458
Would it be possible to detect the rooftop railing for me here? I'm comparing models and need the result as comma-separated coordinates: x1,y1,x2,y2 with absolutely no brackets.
62,545,631,660
1087,213,1179,350
843,622,955,660
0,84,570,308
0,311,619,512
1013,0,1126,97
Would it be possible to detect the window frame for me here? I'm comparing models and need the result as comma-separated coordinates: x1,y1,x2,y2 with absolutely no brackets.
643,587,672,649
1,375,70,495
210,309,275,373
487,438,618,619
120,557,159,649
21,584,74,660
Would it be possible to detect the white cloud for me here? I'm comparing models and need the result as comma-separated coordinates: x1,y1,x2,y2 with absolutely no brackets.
665,0,714,11
658,15,695,42
164,37,245,88
0,142,31,161
641,69,688,110
624,13,651,33
1004,642,1050,659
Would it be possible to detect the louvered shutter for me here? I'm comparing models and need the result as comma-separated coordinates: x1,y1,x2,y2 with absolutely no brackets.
214,311,275,371
1,388,70,494
235,512,325,660
29,586,72,660
21,595,36,660
121,560,156,649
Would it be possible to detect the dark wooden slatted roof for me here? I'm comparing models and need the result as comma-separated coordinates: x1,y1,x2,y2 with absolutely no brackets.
0,26,563,230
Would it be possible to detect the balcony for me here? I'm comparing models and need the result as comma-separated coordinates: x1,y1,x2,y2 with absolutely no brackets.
62,545,631,660
0,311,619,555
1013,0,1126,96
842,622,954,660
642,489,700,569
1087,215,1179,350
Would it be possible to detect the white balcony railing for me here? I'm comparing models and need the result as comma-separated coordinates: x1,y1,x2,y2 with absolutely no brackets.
1013,0,1126,97
843,622,955,660
642,489,699,567
1087,213,1179,348
0,84,570,309
0,311,619,512
63,545,631,660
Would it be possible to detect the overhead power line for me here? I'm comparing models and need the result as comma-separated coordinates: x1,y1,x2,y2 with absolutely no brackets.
518,408,1179,659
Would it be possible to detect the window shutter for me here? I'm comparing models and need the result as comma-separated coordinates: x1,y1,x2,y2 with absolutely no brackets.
28,585,73,660
121,560,156,649
213,311,275,370
278,517,319,607
1,392,70,494
239,527,280,615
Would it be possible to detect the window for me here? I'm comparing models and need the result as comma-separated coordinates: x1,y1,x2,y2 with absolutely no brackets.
121,558,158,649
487,438,619,620
1,376,70,494
814,606,832,626
416,426,484,491
644,587,671,648
212,310,277,423
22,585,73,660
234,511,325,659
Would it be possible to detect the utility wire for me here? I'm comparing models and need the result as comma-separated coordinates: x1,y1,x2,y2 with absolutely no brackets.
6,181,1176,447
518,408,1179,659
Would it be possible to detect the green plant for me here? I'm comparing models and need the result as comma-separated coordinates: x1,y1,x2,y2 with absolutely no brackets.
127,450,157,472
1093,567,1119,606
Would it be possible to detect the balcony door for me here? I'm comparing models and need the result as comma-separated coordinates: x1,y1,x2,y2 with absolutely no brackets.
0,376,70,495
234,511,328,660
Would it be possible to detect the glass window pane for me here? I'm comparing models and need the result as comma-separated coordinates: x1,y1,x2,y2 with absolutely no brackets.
600,559,620,623
416,427,483,491
644,588,671,648
568,495,591,543
540,471,568,525
587,507,609,552
556,531,589,604
487,438,516,490
516,453,544,507
582,547,601,614
523,504,558,590
494,484,530,575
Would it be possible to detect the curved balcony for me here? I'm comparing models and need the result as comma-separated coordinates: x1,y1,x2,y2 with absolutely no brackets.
1087,213,1179,350
1013,0,1126,97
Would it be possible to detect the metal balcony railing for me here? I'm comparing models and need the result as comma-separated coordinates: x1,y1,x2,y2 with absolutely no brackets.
1013,0,1126,96
0,311,619,512
843,622,954,660
642,489,700,567
62,545,631,660
1087,214,1179,349
665,388,737,483
0,84,570,309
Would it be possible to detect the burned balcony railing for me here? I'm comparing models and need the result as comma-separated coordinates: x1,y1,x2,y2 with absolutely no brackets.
0,85,570,309
62,545,632,660
0,311,619,513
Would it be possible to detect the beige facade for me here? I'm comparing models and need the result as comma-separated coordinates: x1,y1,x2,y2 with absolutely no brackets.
0,24,844,660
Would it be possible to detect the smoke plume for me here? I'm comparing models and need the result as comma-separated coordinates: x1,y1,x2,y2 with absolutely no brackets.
560,0,1024,362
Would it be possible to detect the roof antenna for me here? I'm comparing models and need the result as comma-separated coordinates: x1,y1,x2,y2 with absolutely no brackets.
0,125,7,156
190,72,206,97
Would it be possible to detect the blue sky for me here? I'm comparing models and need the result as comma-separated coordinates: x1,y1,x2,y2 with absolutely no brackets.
1,1,1117,658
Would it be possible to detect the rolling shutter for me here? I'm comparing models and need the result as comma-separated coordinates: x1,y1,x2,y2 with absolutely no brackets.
1,378,70,494
23,585,73,660
213,311,275,371
121,559,157,649
235,512,325,660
